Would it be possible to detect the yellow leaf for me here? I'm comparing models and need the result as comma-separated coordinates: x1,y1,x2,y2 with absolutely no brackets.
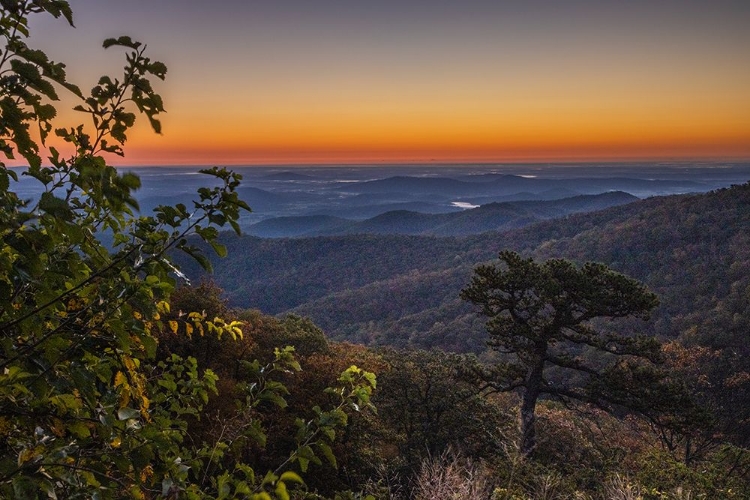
19,445,42,465
114,371,128,388
140,394,150,411
110,437,122,448
123,356,135,371
232,326,243,340
169,320,179,334
139,464,154,484
185,323,194,338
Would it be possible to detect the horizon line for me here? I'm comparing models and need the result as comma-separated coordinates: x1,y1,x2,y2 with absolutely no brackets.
102,158,750,169
7,156,750,169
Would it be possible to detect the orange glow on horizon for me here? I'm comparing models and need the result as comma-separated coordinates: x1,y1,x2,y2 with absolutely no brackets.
15,64,750,168
22,103,750,167
97,115,748,166
109,139,750,166
15,0,749,168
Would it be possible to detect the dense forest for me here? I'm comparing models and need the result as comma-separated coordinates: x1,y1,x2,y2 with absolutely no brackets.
178,182,750,497
188,183,750,355
2,2,749,499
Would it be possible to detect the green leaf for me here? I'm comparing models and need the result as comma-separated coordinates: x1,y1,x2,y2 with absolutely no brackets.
148,61,168,79
274,481,289,500
12,476,38,500
117,407,140,420
209,240,227,258
68,421,91,439
39,191,72,220
102,36,141,49
278,471,304,485
295,445,320,473
0,170,10,191
316,442,337,469
36,104,56,121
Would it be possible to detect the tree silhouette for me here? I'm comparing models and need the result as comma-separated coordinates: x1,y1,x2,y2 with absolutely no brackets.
461,250,672,457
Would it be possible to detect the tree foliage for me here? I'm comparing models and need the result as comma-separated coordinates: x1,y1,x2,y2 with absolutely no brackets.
0,3,376,498
375,348,510,466
461,250,696,457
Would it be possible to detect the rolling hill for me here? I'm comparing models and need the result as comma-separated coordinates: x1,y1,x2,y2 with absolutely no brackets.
185,183,750,361
245,191,638,238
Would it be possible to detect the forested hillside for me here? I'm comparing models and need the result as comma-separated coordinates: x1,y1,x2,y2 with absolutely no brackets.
179,182,750,494
245,191,638,238
190,181,750,456
195,183,750,355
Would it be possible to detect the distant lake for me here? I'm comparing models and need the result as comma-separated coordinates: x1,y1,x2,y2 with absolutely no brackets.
452,201,480,209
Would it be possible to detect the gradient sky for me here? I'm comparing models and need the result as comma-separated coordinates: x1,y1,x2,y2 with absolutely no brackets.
24,0,750,165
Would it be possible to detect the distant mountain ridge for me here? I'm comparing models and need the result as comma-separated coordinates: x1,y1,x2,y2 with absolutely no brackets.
246,191,638,237
17,165,738,233
333,174,709,198
180,182,750,358
261,171,318,181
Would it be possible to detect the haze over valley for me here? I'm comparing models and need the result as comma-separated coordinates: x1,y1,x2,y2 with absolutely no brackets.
13,162,743,237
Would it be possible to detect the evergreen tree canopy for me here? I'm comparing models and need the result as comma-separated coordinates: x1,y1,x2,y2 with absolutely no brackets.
461,251,697,457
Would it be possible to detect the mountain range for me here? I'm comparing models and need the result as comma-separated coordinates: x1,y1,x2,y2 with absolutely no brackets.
180,182,750,359
245,191,638,237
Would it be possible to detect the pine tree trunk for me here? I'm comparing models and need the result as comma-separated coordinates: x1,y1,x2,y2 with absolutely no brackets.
520,357,545,458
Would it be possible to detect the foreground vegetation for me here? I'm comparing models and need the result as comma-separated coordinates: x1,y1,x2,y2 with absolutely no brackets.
159,283,750,499
1,2,748,498
0,4,374,497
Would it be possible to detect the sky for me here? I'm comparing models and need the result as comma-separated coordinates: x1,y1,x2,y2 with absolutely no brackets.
23,0,750,165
